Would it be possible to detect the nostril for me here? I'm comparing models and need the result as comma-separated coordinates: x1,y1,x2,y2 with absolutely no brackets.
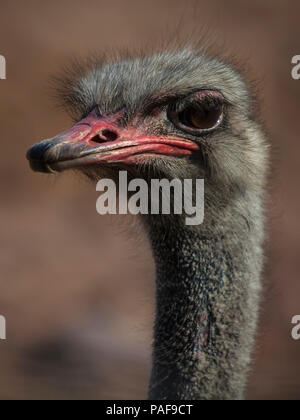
91,135,104,144
91,129,119,144
101,129,118,142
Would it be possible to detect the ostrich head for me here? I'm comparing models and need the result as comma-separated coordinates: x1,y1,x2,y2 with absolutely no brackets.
27,50,266,229
26,49,268,400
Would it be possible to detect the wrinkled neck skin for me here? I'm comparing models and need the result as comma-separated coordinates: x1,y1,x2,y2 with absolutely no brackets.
144,199,264,400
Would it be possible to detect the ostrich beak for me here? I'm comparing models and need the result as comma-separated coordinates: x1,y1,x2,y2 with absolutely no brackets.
26,108,198,173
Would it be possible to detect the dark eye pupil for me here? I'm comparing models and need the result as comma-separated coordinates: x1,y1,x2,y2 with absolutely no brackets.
178,105,222,130
167,91,224,135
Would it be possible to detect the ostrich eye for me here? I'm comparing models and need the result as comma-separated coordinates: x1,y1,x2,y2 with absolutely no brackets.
167,90,224,135
178,104,222,130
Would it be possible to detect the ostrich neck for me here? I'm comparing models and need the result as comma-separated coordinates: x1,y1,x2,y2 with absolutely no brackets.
147,220,261,400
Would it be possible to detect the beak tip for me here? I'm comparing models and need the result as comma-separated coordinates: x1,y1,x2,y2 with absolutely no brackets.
26,139,62,173
27,158,49,173
27,140,55,161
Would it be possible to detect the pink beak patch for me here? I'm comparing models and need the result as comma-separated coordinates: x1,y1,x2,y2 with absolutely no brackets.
27,108,199,173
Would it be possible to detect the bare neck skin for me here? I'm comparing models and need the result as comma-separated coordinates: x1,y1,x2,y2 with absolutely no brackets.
146,212,263,400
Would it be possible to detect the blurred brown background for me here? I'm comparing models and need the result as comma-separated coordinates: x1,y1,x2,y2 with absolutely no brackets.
0,0,299,400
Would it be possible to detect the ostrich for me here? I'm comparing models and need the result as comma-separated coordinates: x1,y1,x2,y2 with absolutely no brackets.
26,49,268,400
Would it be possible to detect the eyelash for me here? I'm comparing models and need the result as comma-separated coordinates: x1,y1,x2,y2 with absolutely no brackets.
169,94,223,114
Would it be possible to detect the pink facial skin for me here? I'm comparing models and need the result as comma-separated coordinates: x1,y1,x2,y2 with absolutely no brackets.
33,108,199,172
